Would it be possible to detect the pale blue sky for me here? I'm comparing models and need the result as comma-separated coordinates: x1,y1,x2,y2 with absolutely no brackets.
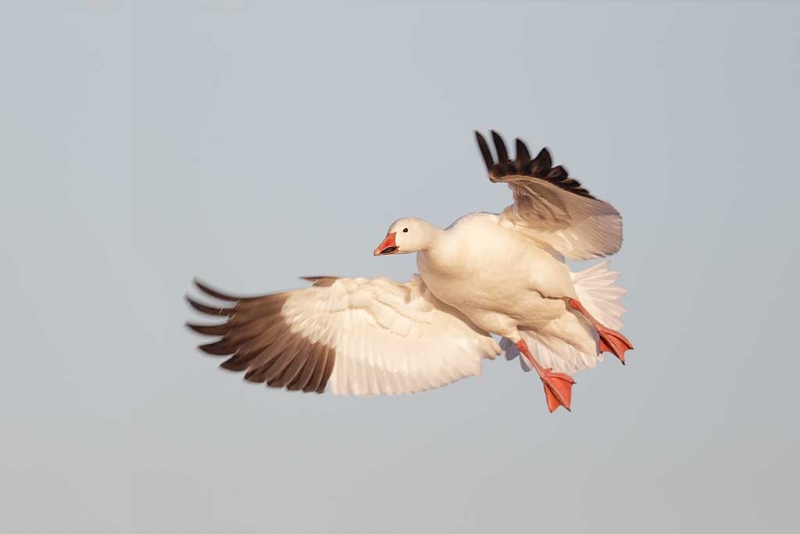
2,1,799,533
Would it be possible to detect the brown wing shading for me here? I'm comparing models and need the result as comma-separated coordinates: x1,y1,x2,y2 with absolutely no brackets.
473,130,623,260
474,130,595,199
185,280,335,393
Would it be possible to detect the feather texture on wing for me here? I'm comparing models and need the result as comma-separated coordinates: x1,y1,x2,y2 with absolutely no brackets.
186,275,502,396
475,131,623,260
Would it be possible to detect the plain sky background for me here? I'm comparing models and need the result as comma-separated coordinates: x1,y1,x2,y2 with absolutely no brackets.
2,1,799,533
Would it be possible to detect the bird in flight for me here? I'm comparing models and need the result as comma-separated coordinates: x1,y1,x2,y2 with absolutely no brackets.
186,131,633,413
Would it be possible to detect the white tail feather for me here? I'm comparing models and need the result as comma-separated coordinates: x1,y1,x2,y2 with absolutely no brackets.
503,260,628,375
570,259,627,331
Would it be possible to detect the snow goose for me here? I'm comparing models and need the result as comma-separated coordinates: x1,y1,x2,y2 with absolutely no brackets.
186,131,632,413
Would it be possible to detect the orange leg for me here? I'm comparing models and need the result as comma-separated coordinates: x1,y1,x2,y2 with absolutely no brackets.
516,339,575,413
567,298,633,364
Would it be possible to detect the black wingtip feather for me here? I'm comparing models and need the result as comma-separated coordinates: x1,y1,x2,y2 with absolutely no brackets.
193,279,244,302
198,338,237,356
532,147,552,175
186,322,229,336
476,132,596,199
474,131,494,173
185,295,234,316
490,130,509,162
548,165,569,181
515,139,531,164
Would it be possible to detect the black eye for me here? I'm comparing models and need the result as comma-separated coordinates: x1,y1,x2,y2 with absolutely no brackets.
402,228,409,233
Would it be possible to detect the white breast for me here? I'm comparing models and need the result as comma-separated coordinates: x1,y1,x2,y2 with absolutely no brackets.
417,213,577,327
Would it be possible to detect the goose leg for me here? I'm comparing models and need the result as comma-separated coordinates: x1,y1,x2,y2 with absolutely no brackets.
566,298,633,364
516,339,575,413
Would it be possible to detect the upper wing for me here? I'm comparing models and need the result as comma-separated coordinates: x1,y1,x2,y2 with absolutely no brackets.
186,275,501,396
475,130,623,260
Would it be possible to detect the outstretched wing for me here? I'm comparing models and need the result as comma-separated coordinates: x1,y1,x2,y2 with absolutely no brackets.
186,275,501,396
475,130,623,260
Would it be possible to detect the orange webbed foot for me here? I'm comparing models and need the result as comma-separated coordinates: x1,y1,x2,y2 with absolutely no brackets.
540,368,575,413
597,326,634,364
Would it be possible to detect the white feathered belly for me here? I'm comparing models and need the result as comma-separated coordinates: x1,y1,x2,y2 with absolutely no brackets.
416,214,578,335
